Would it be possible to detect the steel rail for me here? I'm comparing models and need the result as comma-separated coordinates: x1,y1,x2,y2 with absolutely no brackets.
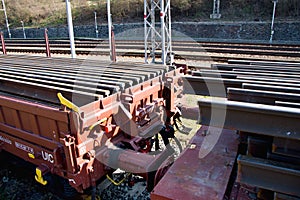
194,69,300,80
237,155,300,197
227,87,300,105
184,76,300,97
5,42,300,55
228,59,300,66
1,39,299,62
0,55,170,106
212,64,300,72
198,97,300,140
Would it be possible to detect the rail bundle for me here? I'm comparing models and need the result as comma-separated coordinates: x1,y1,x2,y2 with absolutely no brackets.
196,60,300,199
0,55,183,197
152,60,300,199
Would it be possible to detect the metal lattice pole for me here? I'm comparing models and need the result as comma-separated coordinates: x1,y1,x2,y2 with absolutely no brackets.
144,0,173,65
1,0,11,39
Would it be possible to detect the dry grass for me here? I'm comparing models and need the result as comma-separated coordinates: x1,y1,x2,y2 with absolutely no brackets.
0,0,298,28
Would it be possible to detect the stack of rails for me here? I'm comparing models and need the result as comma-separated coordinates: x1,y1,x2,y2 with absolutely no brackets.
0,54,183,193
186,60,300,199
0,54,168,106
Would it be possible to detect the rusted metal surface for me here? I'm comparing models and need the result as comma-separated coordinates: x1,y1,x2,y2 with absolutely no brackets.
228,183,257,200
0,54,183,192
151,126,238,200
274,192,300,200
237,155,300,197
0,32,6,55
44,29,51,57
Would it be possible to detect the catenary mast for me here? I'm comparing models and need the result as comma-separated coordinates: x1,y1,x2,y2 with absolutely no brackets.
144,0,173,65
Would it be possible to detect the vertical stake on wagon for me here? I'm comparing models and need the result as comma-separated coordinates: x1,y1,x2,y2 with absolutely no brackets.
0,32,6,55
111,28,116,62
44,28,51,57
107,0,116,62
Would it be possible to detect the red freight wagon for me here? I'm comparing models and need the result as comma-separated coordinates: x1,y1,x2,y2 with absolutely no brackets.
0,55,183,196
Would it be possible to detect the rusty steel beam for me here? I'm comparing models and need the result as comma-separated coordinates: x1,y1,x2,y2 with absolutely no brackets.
196,69,300,80
275,101,300,109
233,68,300,76
227,88,300,105
242,83,300,94
272,137,300,159
212,64,300,73
237,155,300,197
183,76,235,97
274,193,300,200
184,76,300,97
198,97,300,140
228,59,300,67
237,76,300,84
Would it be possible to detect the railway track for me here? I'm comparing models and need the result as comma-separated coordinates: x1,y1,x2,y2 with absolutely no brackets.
2,38,300,63
0,38,300,199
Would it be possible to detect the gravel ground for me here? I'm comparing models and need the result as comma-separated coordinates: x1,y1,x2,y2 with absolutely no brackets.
0,153,63,200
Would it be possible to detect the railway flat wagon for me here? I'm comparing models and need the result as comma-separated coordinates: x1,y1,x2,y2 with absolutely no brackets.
0,55,183,196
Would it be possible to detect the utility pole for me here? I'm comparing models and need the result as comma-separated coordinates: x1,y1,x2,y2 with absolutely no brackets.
21,21,26,39
269,0,278,43
94,11,99,38
144,0,173,65
210,0,221,19
1,0,11,38
65,0,76,58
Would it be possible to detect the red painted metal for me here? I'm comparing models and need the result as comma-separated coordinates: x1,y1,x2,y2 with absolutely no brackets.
0,32,7,55
44,28,51,57
111,29,116,62
229,183,257,200
0,56,183,192
151,126,239,200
